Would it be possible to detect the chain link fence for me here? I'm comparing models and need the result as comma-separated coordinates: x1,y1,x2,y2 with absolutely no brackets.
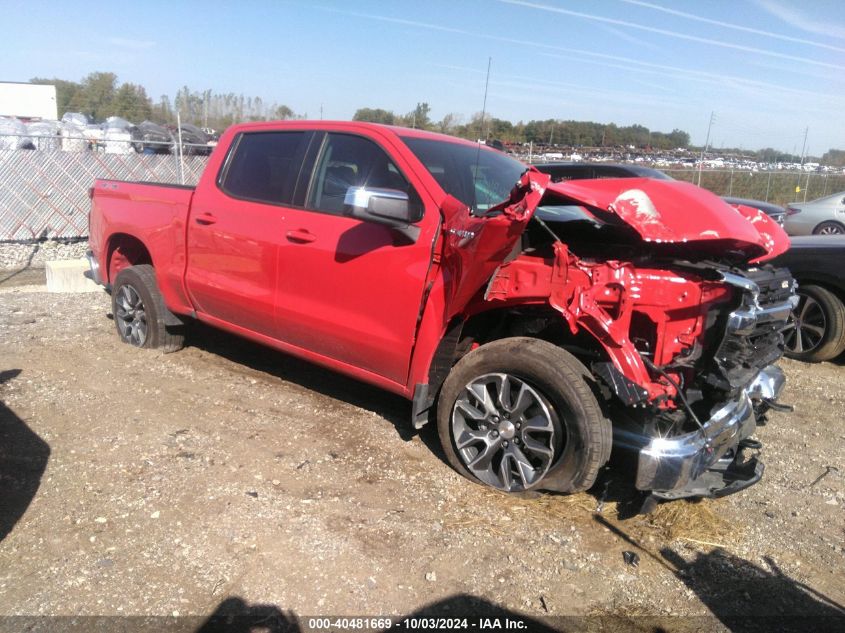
0,137,209,241
2,138,845,242
661,169,845,207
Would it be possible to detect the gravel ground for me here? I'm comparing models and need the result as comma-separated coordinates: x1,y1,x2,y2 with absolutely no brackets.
0,284,843,630
0,240,88,269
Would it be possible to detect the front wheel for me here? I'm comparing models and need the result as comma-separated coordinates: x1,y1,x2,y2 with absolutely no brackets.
436,337,611,494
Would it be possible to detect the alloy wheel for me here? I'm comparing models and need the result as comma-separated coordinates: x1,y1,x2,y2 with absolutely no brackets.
784,294,826,354
451,373,561,492
114,284,148,346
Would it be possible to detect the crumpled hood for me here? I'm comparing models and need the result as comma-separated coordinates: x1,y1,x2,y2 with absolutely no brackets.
439,171,790,321
545,177,790,262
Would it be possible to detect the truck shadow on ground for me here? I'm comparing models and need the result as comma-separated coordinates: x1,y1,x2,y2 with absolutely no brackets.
183,321,446,456
595,514,845,633
0,369,51,542
661,548,845,633
181,321,657,513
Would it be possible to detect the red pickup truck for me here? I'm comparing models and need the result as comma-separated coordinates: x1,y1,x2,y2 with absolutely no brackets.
87,121,796,500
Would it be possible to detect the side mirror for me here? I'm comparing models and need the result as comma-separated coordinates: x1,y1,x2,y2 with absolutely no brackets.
344,187,420,241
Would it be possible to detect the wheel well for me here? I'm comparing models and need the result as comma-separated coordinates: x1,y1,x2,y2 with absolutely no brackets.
107,234,152,283
412,307,610,429
460,306,609,365
432,307,609,392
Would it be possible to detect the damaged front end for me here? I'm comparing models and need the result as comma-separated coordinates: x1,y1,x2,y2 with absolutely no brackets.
631,267,796,499
443,170,795,499
634,365,785,500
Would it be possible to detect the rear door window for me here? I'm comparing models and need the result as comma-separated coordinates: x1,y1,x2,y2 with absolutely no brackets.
220,131,307,204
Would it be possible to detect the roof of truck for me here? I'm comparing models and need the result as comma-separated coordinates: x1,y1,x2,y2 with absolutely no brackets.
226,119,486,149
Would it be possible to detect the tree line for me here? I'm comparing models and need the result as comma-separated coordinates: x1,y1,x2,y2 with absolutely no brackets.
27,73,689,148
352,103,691,150
26,73,843,162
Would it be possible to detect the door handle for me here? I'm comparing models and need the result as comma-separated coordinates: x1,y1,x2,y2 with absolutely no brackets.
195,213,217,226
286,229,316,243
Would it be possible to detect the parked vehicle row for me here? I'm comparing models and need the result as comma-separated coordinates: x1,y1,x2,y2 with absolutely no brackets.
0,111,216,155
88,120,795,502
532,161,845,238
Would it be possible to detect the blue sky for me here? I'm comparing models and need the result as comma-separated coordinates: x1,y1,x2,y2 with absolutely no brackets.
2,0,844,154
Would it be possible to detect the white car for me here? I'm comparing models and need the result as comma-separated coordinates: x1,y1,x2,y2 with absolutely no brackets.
784,192,845,236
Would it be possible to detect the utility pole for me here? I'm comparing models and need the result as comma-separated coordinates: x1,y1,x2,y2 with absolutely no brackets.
797,126,808,201
176,111,185,185
478,57,492,143
697,111,715,186
202,93,208,129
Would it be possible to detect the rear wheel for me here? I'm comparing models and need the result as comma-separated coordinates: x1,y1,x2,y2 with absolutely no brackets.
783,284,845,362
436,337,611,494
112,265,185,352
812,221,845,236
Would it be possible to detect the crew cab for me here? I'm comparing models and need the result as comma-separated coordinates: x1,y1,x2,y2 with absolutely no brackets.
87,121,796,500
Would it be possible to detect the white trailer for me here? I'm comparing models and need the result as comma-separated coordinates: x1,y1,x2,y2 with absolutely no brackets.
0,82,58,120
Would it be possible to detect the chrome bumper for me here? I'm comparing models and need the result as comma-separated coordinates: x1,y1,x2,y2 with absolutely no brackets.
635,364,784,493
85,250,104,286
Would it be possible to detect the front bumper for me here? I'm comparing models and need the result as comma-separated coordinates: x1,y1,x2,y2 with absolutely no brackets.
634,364,784,497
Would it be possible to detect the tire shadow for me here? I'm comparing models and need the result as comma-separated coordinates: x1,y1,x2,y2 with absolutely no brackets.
0,369,51,542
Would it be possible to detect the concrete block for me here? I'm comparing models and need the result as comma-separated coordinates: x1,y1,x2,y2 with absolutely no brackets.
46,259,100,293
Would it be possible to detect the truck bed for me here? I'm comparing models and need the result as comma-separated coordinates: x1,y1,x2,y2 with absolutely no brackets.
89,179,196,315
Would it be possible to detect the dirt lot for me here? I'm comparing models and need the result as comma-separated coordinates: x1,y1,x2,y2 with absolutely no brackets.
1,279,844,630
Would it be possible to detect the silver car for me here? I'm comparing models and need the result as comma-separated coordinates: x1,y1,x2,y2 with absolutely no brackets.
784,191,845,236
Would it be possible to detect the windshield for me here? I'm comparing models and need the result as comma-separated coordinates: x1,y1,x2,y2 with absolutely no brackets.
400,136,526,212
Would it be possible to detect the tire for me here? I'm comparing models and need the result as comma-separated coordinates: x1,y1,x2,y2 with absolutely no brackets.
112,264,185,353
436,337,611,494
812,221,845,236
783,284,845,362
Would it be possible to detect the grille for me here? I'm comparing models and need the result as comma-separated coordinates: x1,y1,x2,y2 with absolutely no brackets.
708,266,795,393
745,266,795,306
